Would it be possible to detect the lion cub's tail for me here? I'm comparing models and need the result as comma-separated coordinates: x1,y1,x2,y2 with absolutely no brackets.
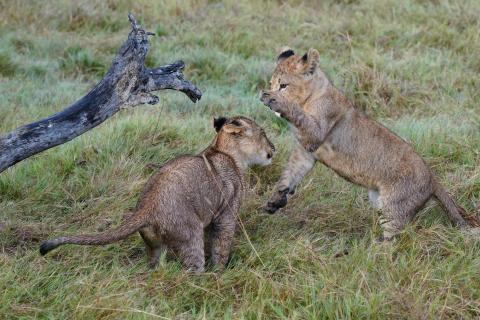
433,182,480,228
39,211,147,256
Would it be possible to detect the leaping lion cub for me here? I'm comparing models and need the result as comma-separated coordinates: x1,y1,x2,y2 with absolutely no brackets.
260,48,479,240
40,116,275,272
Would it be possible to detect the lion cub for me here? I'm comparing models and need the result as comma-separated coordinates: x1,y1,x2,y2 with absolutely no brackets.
40,116,275,272
260,48,479,240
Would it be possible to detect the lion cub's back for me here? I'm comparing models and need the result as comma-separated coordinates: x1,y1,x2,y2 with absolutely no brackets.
135,156,205,209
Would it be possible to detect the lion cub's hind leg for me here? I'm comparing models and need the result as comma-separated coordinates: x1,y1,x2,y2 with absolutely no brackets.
139,226,166,269
379,182,432,241
368,189,382,209
146,245,164,269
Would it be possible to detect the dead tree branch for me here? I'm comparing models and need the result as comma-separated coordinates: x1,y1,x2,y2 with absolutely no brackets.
0,13,202,173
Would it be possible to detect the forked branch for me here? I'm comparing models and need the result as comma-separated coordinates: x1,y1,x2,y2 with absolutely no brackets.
0,14,202,173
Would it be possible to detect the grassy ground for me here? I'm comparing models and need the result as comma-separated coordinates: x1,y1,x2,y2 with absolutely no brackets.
1,0,480,318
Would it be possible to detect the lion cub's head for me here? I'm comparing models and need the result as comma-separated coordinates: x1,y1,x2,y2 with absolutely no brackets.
269,47,329,106
213,116,275,168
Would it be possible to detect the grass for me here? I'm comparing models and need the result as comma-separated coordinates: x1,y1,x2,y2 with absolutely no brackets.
1,0,480,318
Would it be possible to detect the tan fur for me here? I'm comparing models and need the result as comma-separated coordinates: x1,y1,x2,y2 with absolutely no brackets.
40,116,275,272
260,48,480,240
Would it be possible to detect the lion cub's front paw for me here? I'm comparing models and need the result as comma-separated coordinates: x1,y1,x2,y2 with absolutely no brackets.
260,91,287,115
263,189,289,214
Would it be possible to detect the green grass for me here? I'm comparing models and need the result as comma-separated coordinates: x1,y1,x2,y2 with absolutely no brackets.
1,0,480,318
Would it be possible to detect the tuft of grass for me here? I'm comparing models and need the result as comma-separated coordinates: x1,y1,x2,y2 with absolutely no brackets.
60,46,107,77
0,51,18,77
155,25,168,37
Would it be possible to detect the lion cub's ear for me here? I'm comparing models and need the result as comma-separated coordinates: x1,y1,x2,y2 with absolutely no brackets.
301,48,320,75
213,117,228,132
223,119,250,135
223,124,245,135
277,46,295,62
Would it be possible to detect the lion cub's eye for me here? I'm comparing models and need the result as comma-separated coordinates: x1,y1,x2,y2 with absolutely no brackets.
279,83,289,90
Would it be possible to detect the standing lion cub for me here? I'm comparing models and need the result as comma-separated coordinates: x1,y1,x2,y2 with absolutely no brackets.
260,48,479,240
40,116,275,272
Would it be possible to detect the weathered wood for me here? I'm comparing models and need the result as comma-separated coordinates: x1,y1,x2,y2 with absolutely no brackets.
0,14,202,173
